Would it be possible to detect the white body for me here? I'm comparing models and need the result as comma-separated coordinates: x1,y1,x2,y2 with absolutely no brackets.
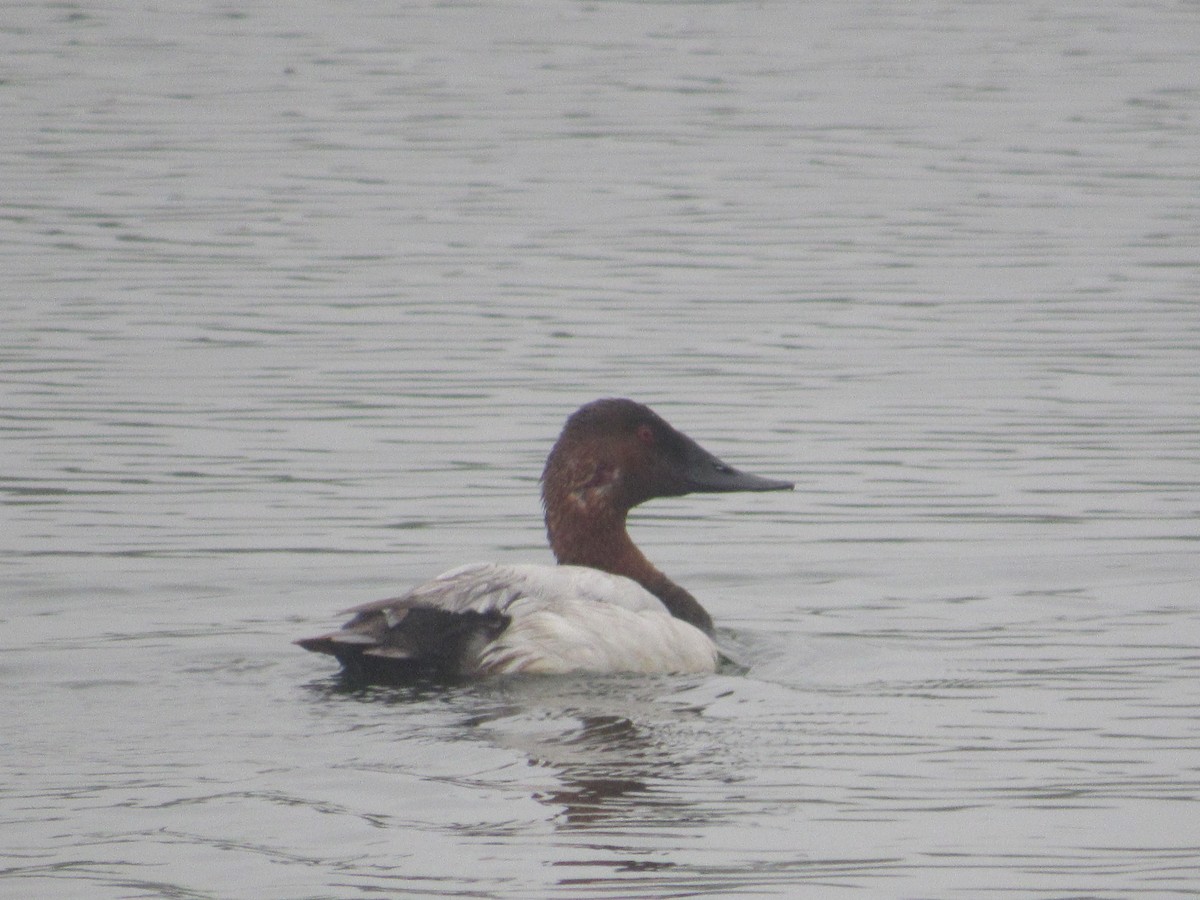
347,562,720,676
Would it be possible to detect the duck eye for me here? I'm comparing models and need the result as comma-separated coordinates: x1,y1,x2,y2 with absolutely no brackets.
636,424,656,446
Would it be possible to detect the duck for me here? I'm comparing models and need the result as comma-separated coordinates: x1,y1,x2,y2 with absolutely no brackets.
296,398,792,681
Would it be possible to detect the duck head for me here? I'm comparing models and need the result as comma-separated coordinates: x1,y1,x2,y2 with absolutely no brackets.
542,398,793,519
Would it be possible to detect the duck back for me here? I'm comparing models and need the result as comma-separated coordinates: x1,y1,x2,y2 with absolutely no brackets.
296,562,719,681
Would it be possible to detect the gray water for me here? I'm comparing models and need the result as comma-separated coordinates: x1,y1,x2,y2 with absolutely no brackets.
3,1,1199,897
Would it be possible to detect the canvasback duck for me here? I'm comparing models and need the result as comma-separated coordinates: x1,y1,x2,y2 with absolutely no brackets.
297,398,792,680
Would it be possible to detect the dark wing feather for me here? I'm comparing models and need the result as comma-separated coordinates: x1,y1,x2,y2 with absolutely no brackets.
296,563,520,681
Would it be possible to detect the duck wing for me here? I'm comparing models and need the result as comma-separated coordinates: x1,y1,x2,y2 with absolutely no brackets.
296,562,715,681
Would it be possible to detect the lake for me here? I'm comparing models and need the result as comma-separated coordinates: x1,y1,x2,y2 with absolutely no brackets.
2,0,1198,897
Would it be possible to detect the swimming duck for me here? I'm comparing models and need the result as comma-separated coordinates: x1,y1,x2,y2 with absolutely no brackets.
297,398,791,680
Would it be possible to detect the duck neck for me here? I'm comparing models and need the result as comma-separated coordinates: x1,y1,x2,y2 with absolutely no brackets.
544,503,715,635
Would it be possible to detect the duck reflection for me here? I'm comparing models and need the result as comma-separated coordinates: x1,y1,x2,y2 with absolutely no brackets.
305,669,742,832
462,677,734,832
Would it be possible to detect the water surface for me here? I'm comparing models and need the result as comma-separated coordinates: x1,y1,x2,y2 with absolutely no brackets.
3,1,1199,897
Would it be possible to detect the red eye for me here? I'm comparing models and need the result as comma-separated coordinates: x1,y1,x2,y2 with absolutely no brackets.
636,424,655,446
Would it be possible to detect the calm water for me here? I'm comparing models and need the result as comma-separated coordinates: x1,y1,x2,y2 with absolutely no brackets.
3,1,1199,897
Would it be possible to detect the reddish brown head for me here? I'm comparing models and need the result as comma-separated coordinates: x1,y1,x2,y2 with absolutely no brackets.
539,398,792,632
542,398,791,515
